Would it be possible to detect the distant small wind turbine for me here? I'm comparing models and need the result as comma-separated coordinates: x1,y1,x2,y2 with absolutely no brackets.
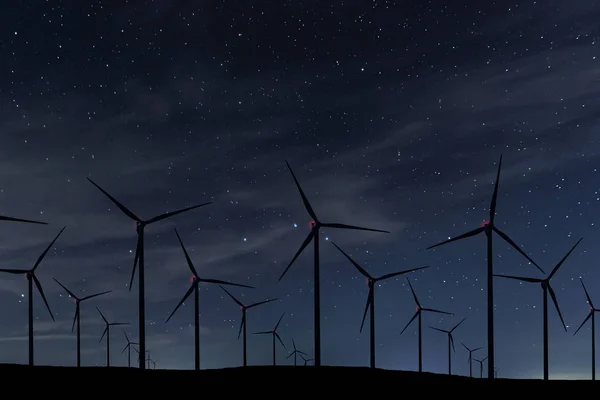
220,286,278,367
473,357,488,378
121,331,138,368
461,342,483,378
254,312,286,366
573,278,599,380
53,278,111,367
286,339,308,366
97,307,129,367
429,317,467,375
331,241,428,368
400,277,453,372
300,354,314,366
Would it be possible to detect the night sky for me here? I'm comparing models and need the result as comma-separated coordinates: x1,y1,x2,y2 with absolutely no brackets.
0,0,599,379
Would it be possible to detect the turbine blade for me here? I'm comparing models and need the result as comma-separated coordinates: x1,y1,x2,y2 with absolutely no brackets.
493,227,545,274
81,290,112,301
121,343,130,354
220,286,244,307
426,227,485,250
123,331,130,342
71,306,79,332
292,338,297,350
111,322,130,326
461,342,470,352
359,289,372,333
173,228,199,278
321,222,390,234
406,278,421,308
99,326,108,343
489,154,503,224
548,284,567,332
53,278,78,300
429,326,448,333
274,312,285,330
331,241,372,279
400,311,419,335
96,307,108,323
0,215,47,225
146,202,212,224
33,275,54,321
165,284,195,323
286,352,294,359
472,347,483,352
253,331,272,335
422,308,453,316
548,237,583,280
247,298,278,309
377,266,429,281
298,350,308,355
199,278,254,289
450,317,467,332
285,160,318,221
32,226,66,271
86,178,141,221
450,334,456,353
580,278,595,309
128,235,141,292
573,312,592,336
0,268,28,274
237,314,245,340
493,274,542,283
279,230,315,281
275,332,286,349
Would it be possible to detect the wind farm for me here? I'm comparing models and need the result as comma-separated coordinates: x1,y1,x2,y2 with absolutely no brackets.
4,0,600,388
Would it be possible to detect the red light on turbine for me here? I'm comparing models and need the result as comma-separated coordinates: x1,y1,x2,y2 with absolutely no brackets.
308,219,316,229
481,220,489,227
416,306,420,312
274,330,278,334
365,278,372,287
73,298,77,304
189,275,196,283
240,306,244,311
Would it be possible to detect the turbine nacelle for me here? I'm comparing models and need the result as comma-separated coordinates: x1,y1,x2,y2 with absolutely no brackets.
308,219,317,229
365,277,373,287
480,220,489,228
189,275,197,284
541,280,549,290
26,271,32,280
416,305,420,312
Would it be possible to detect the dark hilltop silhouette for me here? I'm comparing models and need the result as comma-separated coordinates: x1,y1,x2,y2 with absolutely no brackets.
0,155,598,388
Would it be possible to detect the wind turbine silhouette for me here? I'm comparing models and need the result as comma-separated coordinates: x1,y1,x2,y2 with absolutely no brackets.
474,356,488,378
429,317,467,375
426,155,543,379
97,307,129,367
53,278,111,367
278,161,389,366
0,226,65,366
87,177,211,368
286,339,308,366
254,312,286,366
494,237,581,380
300,354,314,366
220,286,278,367
573,278,599,380
121,331,138,368
461,342,483,378
331,241,428,368
165,228,253,371
400,277,452,372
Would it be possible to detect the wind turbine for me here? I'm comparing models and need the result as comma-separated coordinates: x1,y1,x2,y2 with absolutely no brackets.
573,278,599,380
429,317,467,375
286,339,308,366
426,155,543,379
133,347,149,368
473,356,487,378
220,286,278,367
494,367,499,378
400,277,453,372
165,228,253,371
87,177,211,368
253,312,286,366
461,342,483,378
97,307,129,367
150,359,157,369
0,226,65,366
278,161,390,366
331,241,428,368
300,354,314,366
53,278,111,367
121,331,138,368
494,237,581,380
